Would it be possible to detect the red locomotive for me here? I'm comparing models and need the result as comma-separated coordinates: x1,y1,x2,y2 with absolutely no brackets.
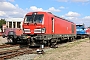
20,11,76,47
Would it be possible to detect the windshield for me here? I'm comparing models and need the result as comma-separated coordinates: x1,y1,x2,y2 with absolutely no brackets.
24,14,44,23
25,15,33,23
76,25,84,29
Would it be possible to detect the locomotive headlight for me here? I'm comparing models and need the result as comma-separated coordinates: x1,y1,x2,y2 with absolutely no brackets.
34,28,46,33
41,28,46,33
24,29,31,33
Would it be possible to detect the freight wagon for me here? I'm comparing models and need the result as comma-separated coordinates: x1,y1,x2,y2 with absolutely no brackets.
18,11,76,47
2,28,23,43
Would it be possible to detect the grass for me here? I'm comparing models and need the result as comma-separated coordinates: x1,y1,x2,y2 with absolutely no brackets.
64,38,88,48
34,38,89,60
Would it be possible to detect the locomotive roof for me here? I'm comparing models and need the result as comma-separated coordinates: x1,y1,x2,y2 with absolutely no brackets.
47,12,74,24
26,11,75,24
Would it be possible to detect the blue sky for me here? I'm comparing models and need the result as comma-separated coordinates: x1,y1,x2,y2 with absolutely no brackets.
0,0,90,27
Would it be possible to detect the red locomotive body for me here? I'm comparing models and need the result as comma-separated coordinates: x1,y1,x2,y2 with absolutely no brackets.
22,11,76,47
86,27,90,35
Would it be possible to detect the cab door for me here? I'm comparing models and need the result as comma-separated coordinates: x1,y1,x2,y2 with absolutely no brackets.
52,17,55,34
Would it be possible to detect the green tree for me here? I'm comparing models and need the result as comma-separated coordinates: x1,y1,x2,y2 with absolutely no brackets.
0,19,6,28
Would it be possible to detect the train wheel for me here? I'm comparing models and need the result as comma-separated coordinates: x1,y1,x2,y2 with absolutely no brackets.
72,37,75,41
27,38,31,47
47,40,51,47
12,38,17,44
7,38,12,43
2,35,5,38
50,39,58,48
81,36,85,39
68,37,74,42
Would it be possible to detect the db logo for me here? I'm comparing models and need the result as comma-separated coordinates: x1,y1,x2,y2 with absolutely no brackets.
31,30,33,32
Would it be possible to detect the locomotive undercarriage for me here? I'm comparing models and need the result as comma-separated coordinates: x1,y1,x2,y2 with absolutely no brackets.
19,34,76,48
6,33,76,48
76,34,87,39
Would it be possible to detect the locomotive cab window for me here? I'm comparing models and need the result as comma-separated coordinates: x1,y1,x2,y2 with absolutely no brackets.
76,25,84,29
24,15,33,23
24,14,44,23
34,14,44,23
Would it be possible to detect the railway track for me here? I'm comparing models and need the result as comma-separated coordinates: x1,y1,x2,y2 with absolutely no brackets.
0,38,83,60
0,44,19,48
0,44,37,60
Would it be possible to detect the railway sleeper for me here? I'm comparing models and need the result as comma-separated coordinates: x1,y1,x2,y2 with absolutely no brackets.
0,49,33,60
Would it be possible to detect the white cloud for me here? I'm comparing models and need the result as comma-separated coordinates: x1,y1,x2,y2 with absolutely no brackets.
0,2,16,11
30,6,43,11
65,11,80,17
83,16,90,20
65,17,87,26
60,6,65,9
8,0,14,2
71,0,90,2
57,0,68,2
0,0,6,2
29,6,61,12
0,1,27,18
66,16,90,27
0,11,6,16
61,12,90,27
48,7,61,12
0,2,61,18
57,0,90,3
